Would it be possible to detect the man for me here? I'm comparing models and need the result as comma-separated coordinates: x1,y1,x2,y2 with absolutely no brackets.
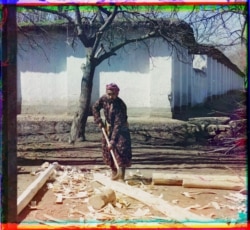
92,83,132,181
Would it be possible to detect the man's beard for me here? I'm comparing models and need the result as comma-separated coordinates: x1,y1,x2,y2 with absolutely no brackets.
108,98,114,103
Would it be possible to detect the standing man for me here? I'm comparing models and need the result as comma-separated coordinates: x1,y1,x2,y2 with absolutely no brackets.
92,83,132,181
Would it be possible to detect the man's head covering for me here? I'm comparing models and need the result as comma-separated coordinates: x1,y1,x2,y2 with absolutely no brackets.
106,83,120,95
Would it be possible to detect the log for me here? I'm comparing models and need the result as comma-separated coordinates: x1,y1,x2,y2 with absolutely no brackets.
17,164,55,215
152,173,183,185
88,188,116,210
182,178,245,191
93,173,211,225
152,173,246,186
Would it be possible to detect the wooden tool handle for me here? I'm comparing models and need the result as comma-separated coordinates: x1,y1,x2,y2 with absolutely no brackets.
101,128,120,171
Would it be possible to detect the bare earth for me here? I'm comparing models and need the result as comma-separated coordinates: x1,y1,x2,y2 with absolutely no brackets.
17,136,247,227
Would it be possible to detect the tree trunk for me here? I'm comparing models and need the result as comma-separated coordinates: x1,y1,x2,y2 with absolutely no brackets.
69,49,96,143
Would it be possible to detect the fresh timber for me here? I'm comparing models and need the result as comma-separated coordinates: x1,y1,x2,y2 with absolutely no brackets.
93,173,212,225
182,178,245,191
152,173,183,185
17,164,55,215
152,173,246,187
89,188,116,210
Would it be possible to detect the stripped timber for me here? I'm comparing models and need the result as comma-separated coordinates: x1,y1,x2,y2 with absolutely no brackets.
17,164,55,215
152,173,246,186
182,178,245,191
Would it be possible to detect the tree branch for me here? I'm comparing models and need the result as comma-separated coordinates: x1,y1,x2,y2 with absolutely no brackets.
75,6,98,47
95,29,158,66
99,6,118,32
98,6,111,17
91,6,118,60
27,6,74,24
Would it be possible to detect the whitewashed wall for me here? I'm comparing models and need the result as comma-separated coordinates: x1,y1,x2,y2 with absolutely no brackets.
171,45,193,109
17,31,244,118
206,56,244,97
18,32,68,114
96,39,173,117
148,39,172,117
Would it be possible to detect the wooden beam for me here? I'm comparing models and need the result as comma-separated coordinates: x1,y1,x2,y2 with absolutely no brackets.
17,164,55,215
93,173,212,225
152,173,183,185
182,178,245,191
152,173,246,186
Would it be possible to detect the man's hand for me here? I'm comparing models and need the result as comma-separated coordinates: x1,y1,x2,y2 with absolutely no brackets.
98,121,104,129
107,143,113,151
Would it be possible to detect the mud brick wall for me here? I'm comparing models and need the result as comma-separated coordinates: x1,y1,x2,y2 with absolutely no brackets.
17,115,244,145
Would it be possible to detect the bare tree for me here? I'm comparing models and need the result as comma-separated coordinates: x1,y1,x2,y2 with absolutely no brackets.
17,5,246,142
224,43,247,73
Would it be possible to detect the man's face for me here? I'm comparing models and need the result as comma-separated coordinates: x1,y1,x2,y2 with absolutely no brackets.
106,89,117,102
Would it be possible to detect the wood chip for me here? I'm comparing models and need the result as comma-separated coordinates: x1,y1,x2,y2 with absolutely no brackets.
115,202,123,209
41,162,50,169
34,218,61,226
185,204,201,210
55,194,63,204
29,205,38,210
211,201,221,210
209,213,216,218
181,192,195,199
172,199,179,204
43,214,65,223
185,203,214,210
134,208,151,217
228,192,246,201
70,209,86,216
101,203,121,216
76,191,88,198
224,195,239,202
197,203,213,210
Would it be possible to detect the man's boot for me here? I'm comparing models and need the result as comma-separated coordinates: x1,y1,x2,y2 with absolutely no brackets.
118,167,126,181
111,168,119,180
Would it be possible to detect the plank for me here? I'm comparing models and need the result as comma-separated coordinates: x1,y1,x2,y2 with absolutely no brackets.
93,173,212,225
17,164,55,215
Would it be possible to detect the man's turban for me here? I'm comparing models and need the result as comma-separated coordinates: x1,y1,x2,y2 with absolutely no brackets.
106,83,120,94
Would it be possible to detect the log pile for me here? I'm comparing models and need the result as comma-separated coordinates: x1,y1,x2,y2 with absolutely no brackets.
208,105,246,155
187,99,247,155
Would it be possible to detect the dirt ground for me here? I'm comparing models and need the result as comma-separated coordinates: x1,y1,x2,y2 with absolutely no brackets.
17,136,247,227
16,90,247,227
